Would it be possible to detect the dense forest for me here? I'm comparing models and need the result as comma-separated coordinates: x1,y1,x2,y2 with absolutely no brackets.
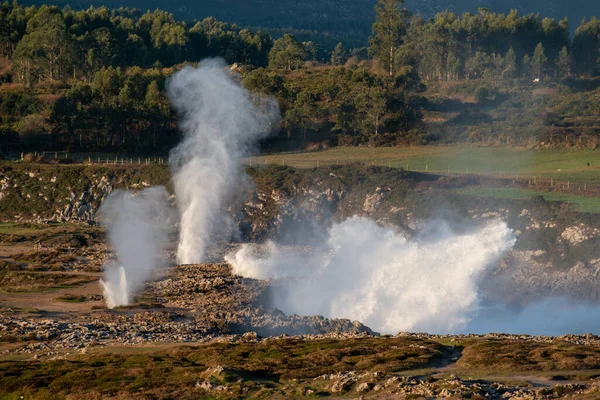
2,0,600,153
17,0,600,50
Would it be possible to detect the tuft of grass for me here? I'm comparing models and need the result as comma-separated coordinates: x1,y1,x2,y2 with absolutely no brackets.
56,294,87,303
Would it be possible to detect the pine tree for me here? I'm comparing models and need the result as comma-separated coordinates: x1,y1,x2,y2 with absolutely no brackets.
503,47,517,79
268,34,305,70
556,46,573,78
522,54,532,79
331,42,349,66
531,43,548,78
369,0,408,76
446,52,460,81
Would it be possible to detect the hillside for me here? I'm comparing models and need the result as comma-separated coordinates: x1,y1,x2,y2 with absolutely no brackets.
19,0,600,48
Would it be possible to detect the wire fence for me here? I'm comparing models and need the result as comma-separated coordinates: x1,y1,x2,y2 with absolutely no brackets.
249,157,600,196
3,151,167,165
3,151,600,195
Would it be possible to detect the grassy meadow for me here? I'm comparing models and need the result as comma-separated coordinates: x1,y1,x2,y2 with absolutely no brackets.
254,146,600,184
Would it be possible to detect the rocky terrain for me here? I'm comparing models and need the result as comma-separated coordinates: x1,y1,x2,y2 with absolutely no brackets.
0,263,373,355
1,162,600,398
2,161,600,305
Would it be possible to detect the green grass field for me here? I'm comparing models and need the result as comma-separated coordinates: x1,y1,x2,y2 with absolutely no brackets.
457,187,600,213
253,146,600,184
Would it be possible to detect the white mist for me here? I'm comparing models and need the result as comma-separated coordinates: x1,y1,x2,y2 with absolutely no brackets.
227,216,516,334
167,59,279,264
99,187,172,308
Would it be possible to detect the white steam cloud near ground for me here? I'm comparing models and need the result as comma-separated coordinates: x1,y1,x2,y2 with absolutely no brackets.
226,217,516,334
167,59,279,264
99,57,600,335
227,216,600,335
100,187,172,308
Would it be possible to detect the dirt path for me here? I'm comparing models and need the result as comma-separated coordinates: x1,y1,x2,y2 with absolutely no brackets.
6,270,102,277
0,279,104,313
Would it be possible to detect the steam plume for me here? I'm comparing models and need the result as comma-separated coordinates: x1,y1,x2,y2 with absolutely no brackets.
167,59,279,264
99,187,172,308
226,217,516,334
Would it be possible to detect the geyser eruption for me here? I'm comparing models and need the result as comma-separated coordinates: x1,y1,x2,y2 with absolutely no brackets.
167,59,279,264
99,187,173,308
226,217,516,334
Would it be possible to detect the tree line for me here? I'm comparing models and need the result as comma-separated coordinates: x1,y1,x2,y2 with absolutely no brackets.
370,1,600,81
2,0,600,153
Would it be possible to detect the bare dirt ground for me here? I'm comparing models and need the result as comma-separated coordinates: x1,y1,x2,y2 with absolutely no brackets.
0,274,103,312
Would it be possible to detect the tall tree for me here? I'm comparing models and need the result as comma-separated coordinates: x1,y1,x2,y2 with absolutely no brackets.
522,54,532,79
503,47,517,79
12,12,76,84
369,0,408,76
268,34,305,70
331,42,348,66
531,43,548,78
556,46,573,79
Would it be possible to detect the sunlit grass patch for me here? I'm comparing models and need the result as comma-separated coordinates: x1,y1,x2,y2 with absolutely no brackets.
456,186,600,213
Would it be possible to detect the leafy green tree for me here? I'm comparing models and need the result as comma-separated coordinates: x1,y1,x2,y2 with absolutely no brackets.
268,34,305,70
0,0,26,57
465,52,491,80
331,42,349,66
369,0,409,76
302,41,318,61
12,11,76,84
573,17,600,76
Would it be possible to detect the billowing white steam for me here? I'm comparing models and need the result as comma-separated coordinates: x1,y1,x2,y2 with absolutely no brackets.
167,59,278,264
99,187,172,308
226,216,516,334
